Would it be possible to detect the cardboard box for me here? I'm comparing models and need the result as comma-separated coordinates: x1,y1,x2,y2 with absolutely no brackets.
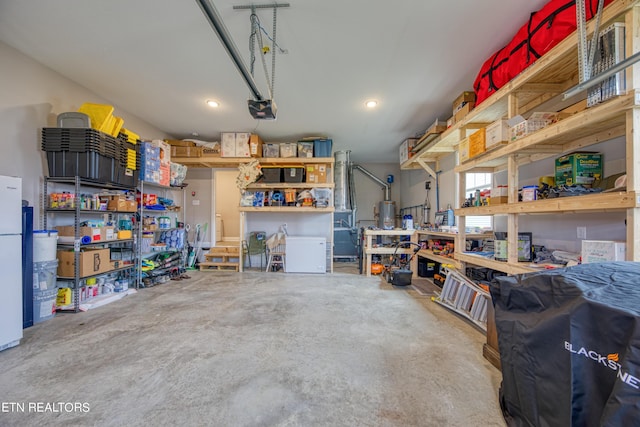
582,240,626,263
492,186,508,198
201,142,221,158
164,139,196,147
485,119,510,149
399,138,418,164
305,163,328,183
57,248,112,278
458,137,469,163
446,117,454,128
453,91,476,114
235,133,251,158
170,146,202,158
249,134,263,158
555,152,603,187
105,195,137,212
221,133,236,157
280,143,297,158
468,128,486,158
428,119,447,133
55,225,116,242
454,102,474,124
490,196,509,205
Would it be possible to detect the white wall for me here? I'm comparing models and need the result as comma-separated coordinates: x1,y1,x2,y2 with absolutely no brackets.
183,168,214,244
0,41,170,225
491,137,627,252
351,162,402,228
399,152,457,226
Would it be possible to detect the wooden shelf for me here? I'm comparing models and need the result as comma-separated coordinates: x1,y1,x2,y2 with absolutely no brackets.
400,0,634,171
417,249,459,267
365,247,417,255
456,191,636,216
172,156,335,168
415,230,492,239
246,182,335,189
455,92,637,173
455,253,538,275
238,206,335,213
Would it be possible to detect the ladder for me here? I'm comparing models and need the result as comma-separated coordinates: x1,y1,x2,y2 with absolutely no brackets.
435,270,491,331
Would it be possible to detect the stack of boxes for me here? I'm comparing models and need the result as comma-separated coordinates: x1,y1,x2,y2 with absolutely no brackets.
450,91,476,127
140,142,161,184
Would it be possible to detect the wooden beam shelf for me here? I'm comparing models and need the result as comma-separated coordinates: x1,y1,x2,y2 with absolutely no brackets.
455,191,636,216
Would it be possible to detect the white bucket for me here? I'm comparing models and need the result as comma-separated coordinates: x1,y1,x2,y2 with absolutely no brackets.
33,230,58,262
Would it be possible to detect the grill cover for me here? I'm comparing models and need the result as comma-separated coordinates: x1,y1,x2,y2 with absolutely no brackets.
491,262,640,426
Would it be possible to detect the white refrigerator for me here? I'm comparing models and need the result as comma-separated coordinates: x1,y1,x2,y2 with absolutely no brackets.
286,236,327,273
0,176,23,351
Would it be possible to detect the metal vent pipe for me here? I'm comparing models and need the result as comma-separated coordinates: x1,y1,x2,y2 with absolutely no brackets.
351,164,391,201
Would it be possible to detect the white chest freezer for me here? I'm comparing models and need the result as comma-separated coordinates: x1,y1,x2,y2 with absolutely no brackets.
285,236,326,273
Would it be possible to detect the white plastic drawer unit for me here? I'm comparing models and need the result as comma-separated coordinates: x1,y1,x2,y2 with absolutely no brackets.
285,236,327,273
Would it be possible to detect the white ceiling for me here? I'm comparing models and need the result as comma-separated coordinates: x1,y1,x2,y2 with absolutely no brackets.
0,0,549,163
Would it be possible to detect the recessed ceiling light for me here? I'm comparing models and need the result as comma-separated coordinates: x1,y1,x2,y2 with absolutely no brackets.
365,100,378,108
206,100,220,108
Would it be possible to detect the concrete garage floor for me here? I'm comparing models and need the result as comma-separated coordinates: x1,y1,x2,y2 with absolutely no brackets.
0,271,505,427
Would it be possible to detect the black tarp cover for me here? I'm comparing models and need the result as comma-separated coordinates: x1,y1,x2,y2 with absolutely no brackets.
491,262,640,427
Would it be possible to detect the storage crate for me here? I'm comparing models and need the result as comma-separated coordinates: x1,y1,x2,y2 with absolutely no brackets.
283,167,305,183
261,167,282,183
46,151,115,183
262,143,280,158
280,143,297,158
78,103,116,136
297,141,314,158
313,139,333,157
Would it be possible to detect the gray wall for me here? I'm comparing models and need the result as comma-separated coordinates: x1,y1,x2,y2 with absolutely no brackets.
0,41,170,226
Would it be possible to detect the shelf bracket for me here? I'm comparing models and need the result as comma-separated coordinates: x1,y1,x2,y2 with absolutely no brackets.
416,158,437,179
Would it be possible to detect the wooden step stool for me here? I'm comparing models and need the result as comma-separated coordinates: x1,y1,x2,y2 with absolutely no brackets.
200,246,240,271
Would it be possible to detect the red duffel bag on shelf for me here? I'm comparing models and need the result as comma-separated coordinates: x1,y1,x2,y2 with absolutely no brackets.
474,0,614,106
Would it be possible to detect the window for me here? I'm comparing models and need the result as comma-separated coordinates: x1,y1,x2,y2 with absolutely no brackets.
464,173,492,230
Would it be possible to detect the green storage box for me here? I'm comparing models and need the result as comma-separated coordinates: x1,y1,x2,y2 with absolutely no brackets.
555,153,602,187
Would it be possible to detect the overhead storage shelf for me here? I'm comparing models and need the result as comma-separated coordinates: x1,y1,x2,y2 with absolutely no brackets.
172,156,334,168
400,0,634,171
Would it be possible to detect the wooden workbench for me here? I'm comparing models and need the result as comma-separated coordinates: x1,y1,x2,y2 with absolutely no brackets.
363,229,418,277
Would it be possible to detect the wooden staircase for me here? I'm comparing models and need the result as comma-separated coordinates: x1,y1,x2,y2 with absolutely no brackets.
199,246,240,271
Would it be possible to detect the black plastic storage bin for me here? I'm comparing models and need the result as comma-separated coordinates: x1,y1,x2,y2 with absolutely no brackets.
46,151,114,182
283,167,305,183
261,167,282,183
417,257,439,278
